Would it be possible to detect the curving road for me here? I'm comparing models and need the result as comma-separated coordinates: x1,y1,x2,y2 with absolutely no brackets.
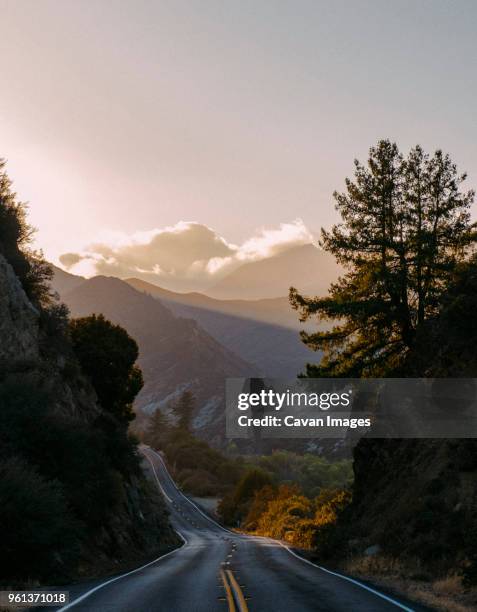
56,446,428,612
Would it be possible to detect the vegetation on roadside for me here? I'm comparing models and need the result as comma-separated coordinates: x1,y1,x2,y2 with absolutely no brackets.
0,158,54,309
70,314,144,423
289,140,477,594
218,470,351,548
141,391,242,496
290,140,476,377
142,395,353,548
0,162,168,584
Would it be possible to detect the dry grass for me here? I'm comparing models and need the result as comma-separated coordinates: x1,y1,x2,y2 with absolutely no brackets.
433,575,463,596
344,555,477,612
346,553,408,577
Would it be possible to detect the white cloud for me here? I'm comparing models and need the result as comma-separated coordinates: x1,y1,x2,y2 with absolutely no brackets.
59,219,314,291
238,219,313,260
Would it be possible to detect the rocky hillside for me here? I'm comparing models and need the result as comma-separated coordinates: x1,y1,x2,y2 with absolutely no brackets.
0,253,178,583
0,254,100,422
340,268,477,581
348,439,477,567
0,253,40,367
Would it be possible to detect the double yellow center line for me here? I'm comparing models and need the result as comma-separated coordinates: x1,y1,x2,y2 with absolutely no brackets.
220,568,249,612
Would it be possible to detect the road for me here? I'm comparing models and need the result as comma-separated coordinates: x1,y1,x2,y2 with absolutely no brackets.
57,447,427,612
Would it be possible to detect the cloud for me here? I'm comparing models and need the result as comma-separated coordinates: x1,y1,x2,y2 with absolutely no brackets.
59,219,314,291
59,252,82,267
237,220,313,260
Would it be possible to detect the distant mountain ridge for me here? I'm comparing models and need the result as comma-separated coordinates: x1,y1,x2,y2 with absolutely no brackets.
126,277,317,378
60,276,256,445
50,264,85,295
51,243,339,441
125,280,300,329
206,244,341,299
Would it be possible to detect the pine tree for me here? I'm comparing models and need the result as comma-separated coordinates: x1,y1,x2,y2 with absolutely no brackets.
173,390,195,431
290,140,476,376
145,409,169,448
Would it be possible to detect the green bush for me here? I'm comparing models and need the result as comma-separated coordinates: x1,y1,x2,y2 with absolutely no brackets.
70,314,143,423
163,429,241,495
178,469,220,497
218,468,273,526
251,451,353,497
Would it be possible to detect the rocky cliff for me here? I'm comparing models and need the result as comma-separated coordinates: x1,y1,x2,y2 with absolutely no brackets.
0,253,39,366
0,253,178,583
0,252,101,423
348,438,477,570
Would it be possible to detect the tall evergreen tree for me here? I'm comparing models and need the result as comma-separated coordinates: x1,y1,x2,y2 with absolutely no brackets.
145,408,169,448
173,390,195,431
290,140,476,376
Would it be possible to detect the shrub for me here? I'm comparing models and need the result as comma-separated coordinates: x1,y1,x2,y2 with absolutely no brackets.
256,487,314,541
0,458,81,582
0,380,128,528
178,469,219,497
0,160,54,307
218,468,274,526
163,429,241,496
251,451,353,497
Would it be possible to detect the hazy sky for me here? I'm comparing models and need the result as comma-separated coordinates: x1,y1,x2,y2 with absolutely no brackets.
1,0,477,275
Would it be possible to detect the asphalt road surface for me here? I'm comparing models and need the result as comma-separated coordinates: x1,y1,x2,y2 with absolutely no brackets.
55,446,429,612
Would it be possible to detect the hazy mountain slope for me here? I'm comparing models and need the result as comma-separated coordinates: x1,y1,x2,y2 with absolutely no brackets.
126,277,316,378
206,244,341,299
62,276,256,444
51,264,85,295
126,279,301,328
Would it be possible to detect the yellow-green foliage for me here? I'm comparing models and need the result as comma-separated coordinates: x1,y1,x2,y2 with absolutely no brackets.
244,485,351,548
216,451,353,542
314,488,352,526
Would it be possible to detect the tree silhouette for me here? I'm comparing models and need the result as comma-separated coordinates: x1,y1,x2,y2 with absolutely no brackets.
291,140,476,376
0,158,53,306
70,314,143,422
173,390,196,431
145,408,169,448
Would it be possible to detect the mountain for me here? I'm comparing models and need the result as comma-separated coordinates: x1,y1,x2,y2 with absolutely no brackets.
126,280,300,328
206,244,341,300
61,276,256,444
51,264,85,295
126,278,317,378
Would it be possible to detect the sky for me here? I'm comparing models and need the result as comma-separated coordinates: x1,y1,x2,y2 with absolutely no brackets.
1,0,477,286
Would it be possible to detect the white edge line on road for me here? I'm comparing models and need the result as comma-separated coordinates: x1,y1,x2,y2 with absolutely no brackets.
145,446,416,612
144,447,237,536
283,545,415,612
57,530,188,610
143,451,173,502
